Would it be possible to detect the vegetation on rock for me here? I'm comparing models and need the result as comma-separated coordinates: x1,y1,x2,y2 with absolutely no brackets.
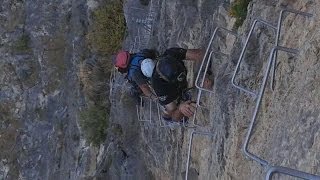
229,0,252,28
0,103,20,179
79,58,111,146
86,0,126,55
139,0,150,6
79,0,126,146
13,34,31,52
80,105,109,146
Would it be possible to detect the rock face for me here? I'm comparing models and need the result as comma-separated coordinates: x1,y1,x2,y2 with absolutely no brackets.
108,0,320,180
226,1,320,179
0,0,93,179
1,0,319,180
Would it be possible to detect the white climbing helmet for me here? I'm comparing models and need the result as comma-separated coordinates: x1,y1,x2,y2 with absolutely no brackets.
141,58,155,78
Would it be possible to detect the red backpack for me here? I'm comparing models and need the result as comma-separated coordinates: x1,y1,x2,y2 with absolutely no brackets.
114,50,130,69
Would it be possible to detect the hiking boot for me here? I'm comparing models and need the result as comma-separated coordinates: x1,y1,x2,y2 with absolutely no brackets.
202,75,214,89
202,59,214,89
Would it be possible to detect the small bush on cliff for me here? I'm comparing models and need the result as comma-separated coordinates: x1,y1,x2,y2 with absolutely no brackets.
139,0,150,6
13,34,31,52
87,0,126,55
229,0,252,28
0,103,20,179
80,105,109,146
79,57,111,146
79,58,111,103
80,1,126,145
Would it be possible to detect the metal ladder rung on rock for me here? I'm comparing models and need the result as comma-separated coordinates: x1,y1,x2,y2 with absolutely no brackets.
136,96,158,125
265,165,320,180
184,130,215,180
230,8,318,179
192,26,238,127
242,45,320,178
231,9,313,97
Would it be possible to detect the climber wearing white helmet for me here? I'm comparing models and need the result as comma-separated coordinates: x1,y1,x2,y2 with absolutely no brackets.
141,58,156,78
113,49,158,102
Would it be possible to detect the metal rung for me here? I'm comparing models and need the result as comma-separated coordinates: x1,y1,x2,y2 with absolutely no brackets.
137,96,156,125
243,46,299,166
137,96,178,127
231,19,277,97
130,29,142,53
156,103,192,128
244,46,319,178
195,27,238,95
130,35,140,53
195,51,228,94
192,26,238,127
265,166,320,180
271,9,313,90
185,130,215,180
156,103,174,128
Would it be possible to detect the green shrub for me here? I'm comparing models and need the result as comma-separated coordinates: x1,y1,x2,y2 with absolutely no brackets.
0,103,20,179
229,0,252,28
111,123,123,136
80,105,109,146
87,1,126,55
139,0,150,6
80,0,126,146
14,34,31,52
79,58,111,104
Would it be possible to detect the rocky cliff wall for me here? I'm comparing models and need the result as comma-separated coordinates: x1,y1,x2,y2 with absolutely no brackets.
110,0,320,180
0,0,103,179
1,0,319,179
